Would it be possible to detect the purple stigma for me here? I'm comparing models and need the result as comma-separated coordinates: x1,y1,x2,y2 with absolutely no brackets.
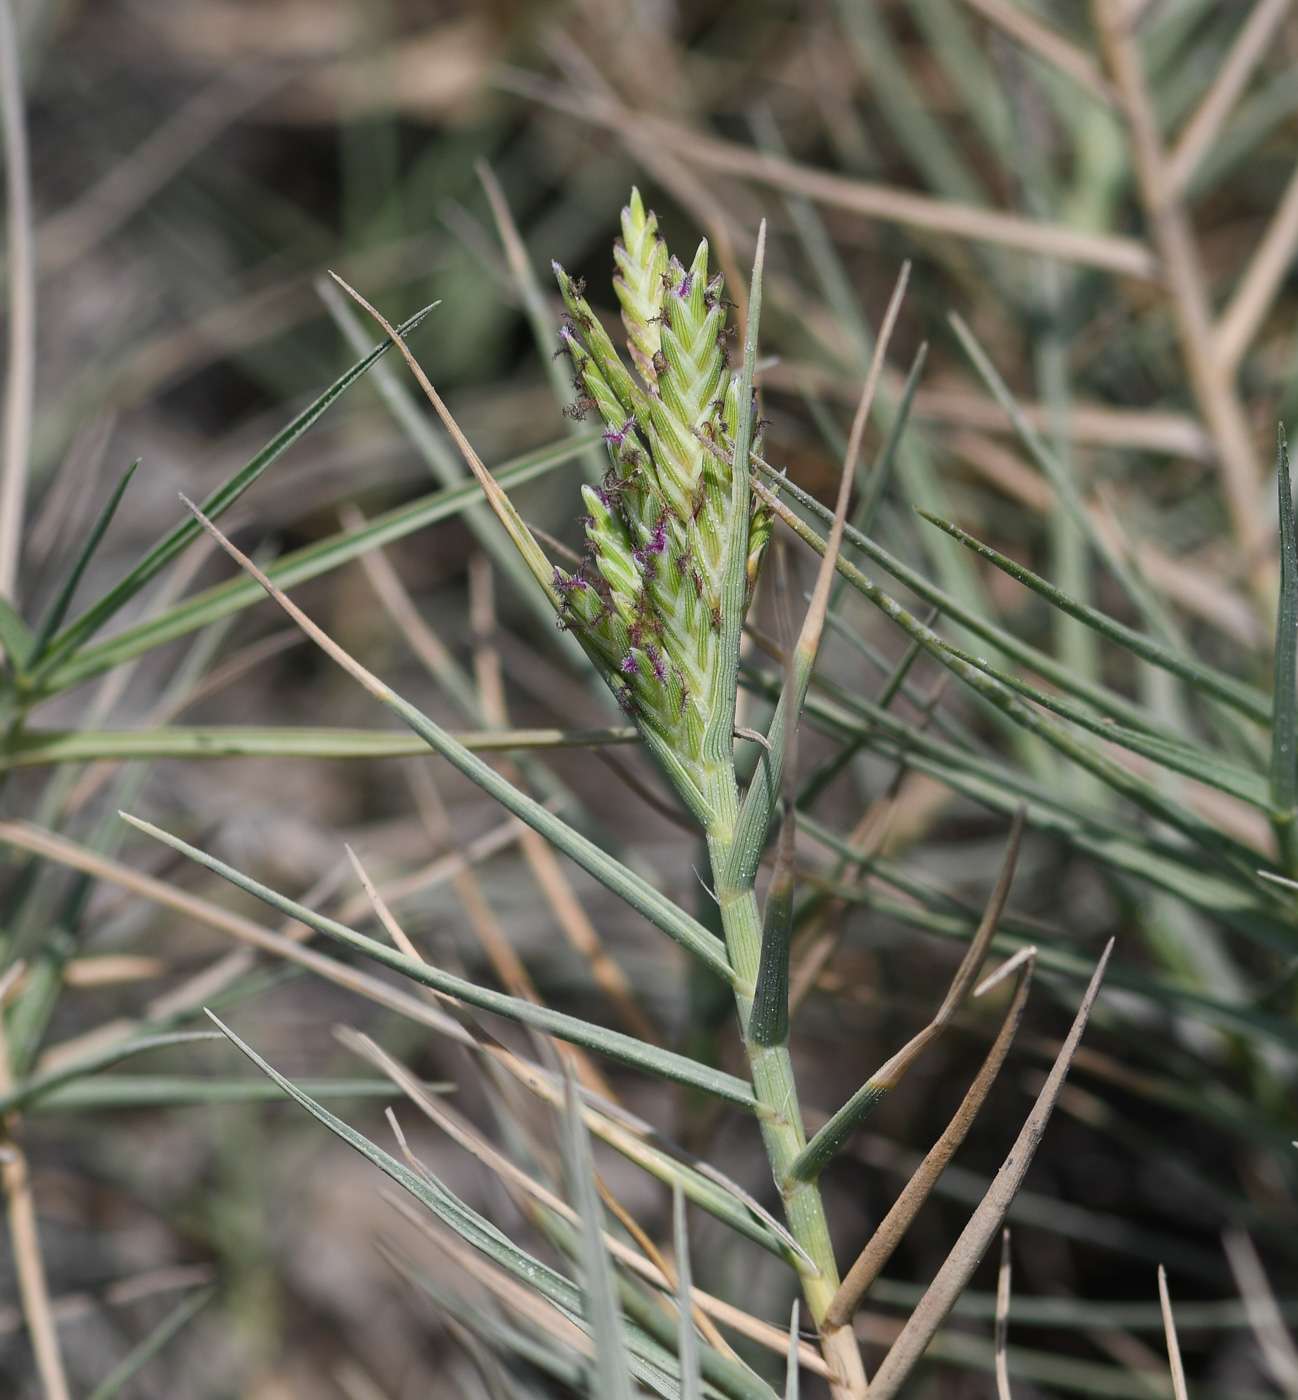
646,644,667,683
675,271,693,299
633,520,667,566
620,653,639,675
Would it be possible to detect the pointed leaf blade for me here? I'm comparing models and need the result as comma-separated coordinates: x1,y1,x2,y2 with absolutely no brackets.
36,303,437,675
126,815,753,1107
30,458,139,663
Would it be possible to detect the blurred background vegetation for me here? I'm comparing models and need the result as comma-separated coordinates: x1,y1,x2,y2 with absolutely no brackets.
4,0,1298,1396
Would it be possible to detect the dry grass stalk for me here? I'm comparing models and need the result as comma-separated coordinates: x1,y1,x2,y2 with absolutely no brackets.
0,819,477,1057
1223,1230,1298,1399
995,1228,1013,1400
824,951,1035,1330
34,68,284,277
1158,1266,1190,1400
0,0,33,610
1215,162,1298,375
497,66,1162,279
1166,0,1294,196
0,989,70,1400
958,0,1115,105
1091,0,1265,570
863,941,1113,1400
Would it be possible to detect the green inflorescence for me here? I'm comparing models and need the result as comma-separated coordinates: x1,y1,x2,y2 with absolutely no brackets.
551,190,771,809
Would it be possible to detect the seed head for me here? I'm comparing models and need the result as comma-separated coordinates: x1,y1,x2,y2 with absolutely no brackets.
551,190,771,789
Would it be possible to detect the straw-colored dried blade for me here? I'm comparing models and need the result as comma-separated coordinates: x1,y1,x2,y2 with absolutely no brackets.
344,845,423,964
0,0,34,615
787,807,1024,1183
172,496,733,981
824,951,1035,1327
329,273,561,611
958,0,1114,104
125,812,753,1105
863,940,1113,1400
995,1229,1013,1400
1223,1230,1298,1400
1167,0,1294,196
562,1069,635,1400
728,262,910,891
1158,1266,1189,1400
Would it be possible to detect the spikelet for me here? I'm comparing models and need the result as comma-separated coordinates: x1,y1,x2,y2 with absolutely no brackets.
552,190,770,799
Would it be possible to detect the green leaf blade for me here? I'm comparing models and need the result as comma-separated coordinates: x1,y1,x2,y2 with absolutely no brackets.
1271,425,1297,867
35,303,437,677
126,815,752,1106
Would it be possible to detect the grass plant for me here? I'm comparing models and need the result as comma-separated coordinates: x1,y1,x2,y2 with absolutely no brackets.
0,1,1297,1397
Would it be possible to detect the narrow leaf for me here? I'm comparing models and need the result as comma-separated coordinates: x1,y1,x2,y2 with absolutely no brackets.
142,504,734,982
41,435,594,695
0,592,31,669
0,724,638,771
0,1030,224,1117
37,303,437,674
383,1243,588,1390
752,482,1277,876
564,1071,636,1400
917,508,1271,724
1272,425,1297,867
752,457,1170,734
128,815,753,1106
29,458,139,663
319,275,589,643
674,1183,703,1400
332,275,561,609
750,798,795,1047
784,1303,800,1400
345,1024,797,1264
32,1076,421,1111
727,262,911,890
207,1013,604,1326
948,312,1178,643
855,340,927,539
927,635,1272,809
84,1286,215,1400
